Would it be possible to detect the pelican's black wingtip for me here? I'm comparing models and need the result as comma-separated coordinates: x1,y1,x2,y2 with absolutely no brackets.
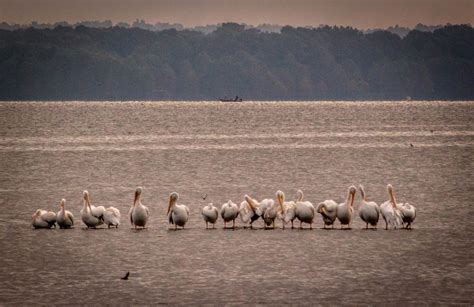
121,271,130,280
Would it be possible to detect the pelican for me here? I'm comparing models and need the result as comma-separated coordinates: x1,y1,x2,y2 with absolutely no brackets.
358,185,380,229
167,192,189,230
294,190,315,229
56,198,74,229
32,209,56,229
336,186,357,229
80,190,105,228
380,184,403,230
276,191,296,229
399,202,417,229
239,197,260,228
262,200,280,229
202,203,219,229
316,200,338,229
220,200,239,229
103,206,121,228
129,187,149,229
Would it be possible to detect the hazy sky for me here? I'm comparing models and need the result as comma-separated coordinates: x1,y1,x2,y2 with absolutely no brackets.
1,0,472,29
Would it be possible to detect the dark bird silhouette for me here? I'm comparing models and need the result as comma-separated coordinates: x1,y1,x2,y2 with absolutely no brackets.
410,143,414,147
121,272,130,280
201,193,208,201
430,129,434,133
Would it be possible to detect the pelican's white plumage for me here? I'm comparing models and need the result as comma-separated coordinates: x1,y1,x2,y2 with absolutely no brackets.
167,192,189,230
220,200,239,229
398,203,417,229
239,196,261,228
358,185,380,229
32,209,56,229
380,184,403,230
202,203,219,229
336,186,357,229
276,191,296,229
262,198,279,229
103,206,121,228
56,198,74,229
129,187,149,229
294,190,315,229
316,200,338,229
80,190,104,228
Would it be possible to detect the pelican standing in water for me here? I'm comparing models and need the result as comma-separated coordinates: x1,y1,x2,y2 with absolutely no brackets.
202,203,219,229
239,197,260,229
80,190,105,228
129,187,149,229
56,198,74,229
336,186,357,229
262,199,279,229
221,200,239,229
384,184,416,229
358,185,380,229
316,200,338,229
294,190,315,229
167,192,190,230
380,184,403,230
32,209,56,229
276,191,296,229
103,206,121,228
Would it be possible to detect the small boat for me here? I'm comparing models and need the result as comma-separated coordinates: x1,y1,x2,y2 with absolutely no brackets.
219,96,242,102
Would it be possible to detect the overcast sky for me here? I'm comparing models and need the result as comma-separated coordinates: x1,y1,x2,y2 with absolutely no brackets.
1,0,472,29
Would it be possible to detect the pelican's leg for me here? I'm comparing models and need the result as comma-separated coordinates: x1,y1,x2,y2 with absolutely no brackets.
212,223,215,229
385,221,388,230
273,221,275,229
291,221,294,229
206,221,208,229
108,224,111,229
250,223,253,229
310,223,313,230
332,223,334,229
224,221,226,229
232,219,235,229
366,223,368,230
175,224,177,230
300,221,302,229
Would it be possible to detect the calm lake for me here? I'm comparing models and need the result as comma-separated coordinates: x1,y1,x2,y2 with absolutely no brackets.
0,101,473,305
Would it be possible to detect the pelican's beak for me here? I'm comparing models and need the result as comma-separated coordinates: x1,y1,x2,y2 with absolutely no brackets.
278,193,284,211
167,195,172,215
134,190,139,207
350,189,356,207
321,206,327,216
84,193,91,208
245,195,255,212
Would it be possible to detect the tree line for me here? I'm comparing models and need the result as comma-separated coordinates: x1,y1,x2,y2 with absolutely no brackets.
0,23,472,100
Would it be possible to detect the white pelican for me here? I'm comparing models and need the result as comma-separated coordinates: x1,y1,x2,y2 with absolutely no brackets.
129,187,150,229
239,198,260,228
399,202,417,229
103,206,121,228
380,184,403,230
336,186,357,229
32,209,56,229
358,185,380,229
202,203,219,229
294,189,315,229
167,192,190,230
316,200,338,229
56,198,74,229
80,190,105,228
220,200,239,229
276,191,296,229
262,200,280,229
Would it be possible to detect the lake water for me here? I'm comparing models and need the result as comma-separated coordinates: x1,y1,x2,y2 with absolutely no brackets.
0,101,473,305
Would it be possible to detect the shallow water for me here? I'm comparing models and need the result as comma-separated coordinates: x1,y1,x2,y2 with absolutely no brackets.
0,101,473,305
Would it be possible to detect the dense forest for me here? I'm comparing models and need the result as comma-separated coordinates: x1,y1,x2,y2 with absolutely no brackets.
0,23,473,100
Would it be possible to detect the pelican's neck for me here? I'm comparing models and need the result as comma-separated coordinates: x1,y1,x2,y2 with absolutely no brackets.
389,187,397,208
83,199,90,213
296,190,303,202
359,186,367,201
